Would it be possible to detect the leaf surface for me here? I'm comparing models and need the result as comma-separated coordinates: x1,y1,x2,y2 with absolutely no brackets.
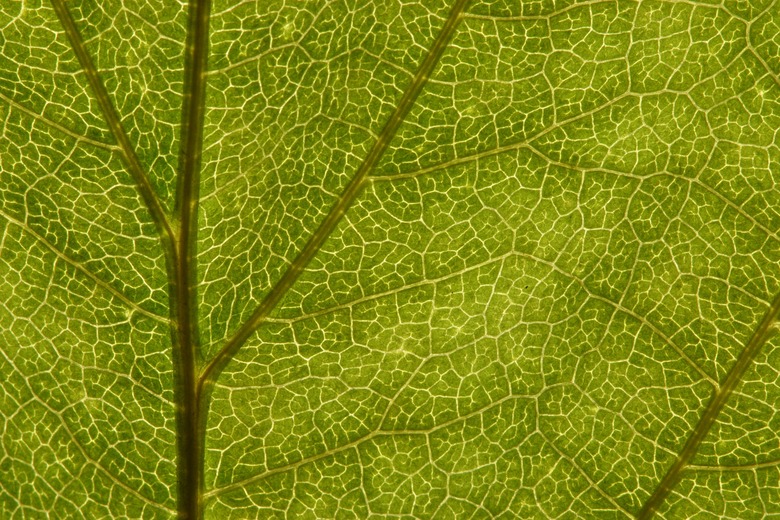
2,0,780,518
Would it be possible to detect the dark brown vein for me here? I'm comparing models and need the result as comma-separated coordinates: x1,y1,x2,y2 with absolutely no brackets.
637,290,780,519
51,0,190,518
196,0,472,396
175,0,212,518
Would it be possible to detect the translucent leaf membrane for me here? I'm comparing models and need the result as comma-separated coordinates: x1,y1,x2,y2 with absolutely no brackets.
0,217,176,516
198,0,453,357
1,1,177,516
2,0,780,517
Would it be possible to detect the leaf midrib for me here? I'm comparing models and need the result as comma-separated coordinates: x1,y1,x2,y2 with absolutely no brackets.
44,0,780,518
174,0,213,517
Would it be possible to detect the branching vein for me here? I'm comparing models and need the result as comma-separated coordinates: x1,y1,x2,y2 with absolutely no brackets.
197,0,474,393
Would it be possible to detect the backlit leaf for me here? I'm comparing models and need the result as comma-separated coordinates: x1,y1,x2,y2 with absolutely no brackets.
1,0,779,518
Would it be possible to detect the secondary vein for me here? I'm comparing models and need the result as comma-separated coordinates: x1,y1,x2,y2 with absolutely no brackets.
49,0,175,254
197,0,473,391
50,1,196,516
637,289,780,519
0,210,167,324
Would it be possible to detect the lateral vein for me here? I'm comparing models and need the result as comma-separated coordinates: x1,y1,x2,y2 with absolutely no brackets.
637,290,780,519
49,0,176,254
0,210,168,324
198,0,474,390
0,92,119,151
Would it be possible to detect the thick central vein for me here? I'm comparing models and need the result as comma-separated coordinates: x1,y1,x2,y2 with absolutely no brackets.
51,0,191,519
176,0,212,518
197,0,473,394
637,289,780,519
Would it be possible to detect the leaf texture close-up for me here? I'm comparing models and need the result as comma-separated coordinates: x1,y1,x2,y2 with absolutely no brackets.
1,0,780,518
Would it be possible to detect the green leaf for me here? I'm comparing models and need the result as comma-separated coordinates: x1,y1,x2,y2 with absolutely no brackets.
2,0,780,518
